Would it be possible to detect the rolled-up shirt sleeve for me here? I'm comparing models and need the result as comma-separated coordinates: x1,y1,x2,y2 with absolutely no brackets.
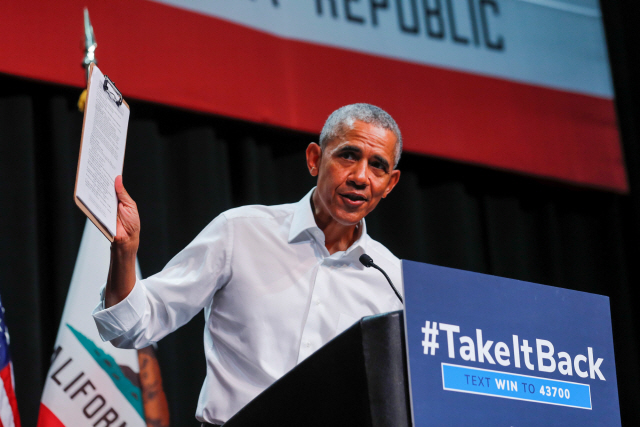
92,213,233,349
92,279,148,342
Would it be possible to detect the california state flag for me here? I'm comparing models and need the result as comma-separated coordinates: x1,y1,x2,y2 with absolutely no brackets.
37,220,145,427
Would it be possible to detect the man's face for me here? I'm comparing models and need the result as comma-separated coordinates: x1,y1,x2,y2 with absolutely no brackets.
306,120,401,227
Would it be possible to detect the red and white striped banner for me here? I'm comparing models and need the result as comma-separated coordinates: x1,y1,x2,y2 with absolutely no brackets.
0,0,626,191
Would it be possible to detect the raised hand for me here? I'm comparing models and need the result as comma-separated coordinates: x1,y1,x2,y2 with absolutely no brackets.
106,175,140,307
114,175,140,251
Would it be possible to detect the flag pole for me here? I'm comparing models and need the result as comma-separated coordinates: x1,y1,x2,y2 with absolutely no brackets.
78,10,170,426
78,8,97,112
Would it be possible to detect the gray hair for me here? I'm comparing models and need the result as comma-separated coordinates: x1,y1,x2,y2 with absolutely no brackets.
319,103,403,168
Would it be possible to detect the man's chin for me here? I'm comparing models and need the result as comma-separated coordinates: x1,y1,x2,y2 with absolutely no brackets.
332,209,367,227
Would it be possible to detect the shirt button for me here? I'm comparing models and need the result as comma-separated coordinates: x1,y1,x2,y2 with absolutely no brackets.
305,341,311,348
314,299,320,306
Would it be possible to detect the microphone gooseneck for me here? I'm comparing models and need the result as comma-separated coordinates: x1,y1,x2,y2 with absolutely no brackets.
359,254,403,304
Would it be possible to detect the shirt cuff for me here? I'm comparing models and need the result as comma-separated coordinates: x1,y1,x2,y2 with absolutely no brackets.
92,279,146,342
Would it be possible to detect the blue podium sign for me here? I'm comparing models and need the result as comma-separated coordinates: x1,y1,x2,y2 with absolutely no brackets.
402,260,621,426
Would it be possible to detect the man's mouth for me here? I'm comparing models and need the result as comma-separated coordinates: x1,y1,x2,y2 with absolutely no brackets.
341,193,368,202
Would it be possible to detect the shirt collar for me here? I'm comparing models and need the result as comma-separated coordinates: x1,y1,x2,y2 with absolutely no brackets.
288,187,368,256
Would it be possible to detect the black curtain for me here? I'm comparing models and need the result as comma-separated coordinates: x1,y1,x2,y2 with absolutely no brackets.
2,2,640,425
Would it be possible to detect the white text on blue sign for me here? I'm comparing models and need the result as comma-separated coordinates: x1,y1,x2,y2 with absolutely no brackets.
421,321,605,380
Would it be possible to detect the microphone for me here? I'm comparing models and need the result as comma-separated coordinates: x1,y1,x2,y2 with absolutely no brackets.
359,254,403,304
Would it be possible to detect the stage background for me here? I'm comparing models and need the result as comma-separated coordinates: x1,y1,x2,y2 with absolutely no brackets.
1,1,640,426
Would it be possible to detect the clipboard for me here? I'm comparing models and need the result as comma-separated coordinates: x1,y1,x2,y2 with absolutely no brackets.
74,63,130,242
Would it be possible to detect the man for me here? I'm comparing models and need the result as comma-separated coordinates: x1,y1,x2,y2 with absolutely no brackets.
93,103,403,425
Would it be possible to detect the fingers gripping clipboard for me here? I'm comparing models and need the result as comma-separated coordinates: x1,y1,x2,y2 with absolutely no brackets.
74,63,130,242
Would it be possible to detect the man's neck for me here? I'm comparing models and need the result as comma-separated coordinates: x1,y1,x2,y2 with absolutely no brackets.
310,192,362,255
322,221,361,255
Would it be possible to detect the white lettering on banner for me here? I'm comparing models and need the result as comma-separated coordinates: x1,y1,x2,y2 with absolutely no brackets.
537,339,556,373
476,329,495,364
575,354,589,378
521,339,535,370
424,321,607,380
152,0,613,97
589,347,606,380
459,336,476,361
494,341,510,366
421,321,440,355
558,351,573,376
495,378,518,391
438,323,460,358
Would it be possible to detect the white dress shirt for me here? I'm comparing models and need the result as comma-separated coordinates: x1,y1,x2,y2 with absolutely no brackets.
92,188,403,424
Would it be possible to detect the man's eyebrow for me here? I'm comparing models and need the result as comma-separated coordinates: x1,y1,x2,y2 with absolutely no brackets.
335,145,391,170
372,154,390,170
335,145,362,154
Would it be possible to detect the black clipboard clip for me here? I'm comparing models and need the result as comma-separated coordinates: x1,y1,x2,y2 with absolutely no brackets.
103,75,123,107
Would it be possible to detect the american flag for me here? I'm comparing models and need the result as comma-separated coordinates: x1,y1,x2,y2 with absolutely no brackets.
0,295,20,427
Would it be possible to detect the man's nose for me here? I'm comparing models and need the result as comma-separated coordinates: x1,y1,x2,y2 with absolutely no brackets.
348,160,368,188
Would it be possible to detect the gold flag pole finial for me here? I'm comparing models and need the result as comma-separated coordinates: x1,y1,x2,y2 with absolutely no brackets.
79,8,97,112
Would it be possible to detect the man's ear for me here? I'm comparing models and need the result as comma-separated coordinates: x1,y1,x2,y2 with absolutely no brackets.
382,169,401,198
306,142,322,177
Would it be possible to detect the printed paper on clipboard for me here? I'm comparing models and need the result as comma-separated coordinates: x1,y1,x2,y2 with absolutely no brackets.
74,63,130,242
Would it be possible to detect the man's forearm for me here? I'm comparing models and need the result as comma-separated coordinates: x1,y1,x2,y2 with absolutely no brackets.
105,245,138,308
105,175,141,308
